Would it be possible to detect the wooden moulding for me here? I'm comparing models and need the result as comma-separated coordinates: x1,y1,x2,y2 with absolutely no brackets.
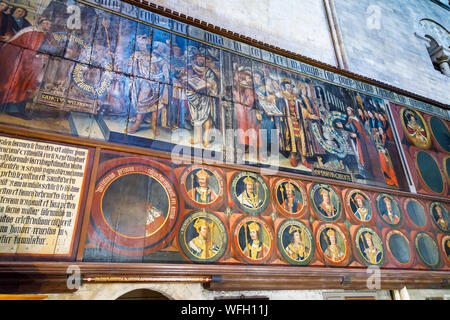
0,262,448,293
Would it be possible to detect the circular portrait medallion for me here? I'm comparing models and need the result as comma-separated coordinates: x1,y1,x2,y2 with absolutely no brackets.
375,193,402,228
179,165,225,209
386,230,412,265
400,108,431,149
178,211,228,263
404,199,427,229
310,183,342,222
273,179,307,218
230,171,270,215
354,226,384,266
415,232,441,269
345,190,372,223
429,116,450,153
429,202,449,233
316,223,348,265
233,216,274,264
415,151,445,195
441,235,450,264
91,157,182,256
277,219,314,265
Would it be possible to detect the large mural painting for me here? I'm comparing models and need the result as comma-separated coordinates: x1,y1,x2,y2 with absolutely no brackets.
0,0,413,191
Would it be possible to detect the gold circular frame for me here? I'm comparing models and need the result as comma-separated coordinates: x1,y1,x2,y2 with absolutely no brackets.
400,107,431,149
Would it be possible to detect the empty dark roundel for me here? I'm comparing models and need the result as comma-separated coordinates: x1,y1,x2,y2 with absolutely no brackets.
416,151,444,194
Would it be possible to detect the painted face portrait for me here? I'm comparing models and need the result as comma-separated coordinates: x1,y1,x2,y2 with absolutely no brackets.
187,169,218,204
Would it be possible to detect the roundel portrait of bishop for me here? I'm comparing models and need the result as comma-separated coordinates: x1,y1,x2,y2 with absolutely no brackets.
375,193,403,228
233,216,274,264
429,202,449,233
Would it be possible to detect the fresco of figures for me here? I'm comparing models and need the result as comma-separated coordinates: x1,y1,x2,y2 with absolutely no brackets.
0,0,442,193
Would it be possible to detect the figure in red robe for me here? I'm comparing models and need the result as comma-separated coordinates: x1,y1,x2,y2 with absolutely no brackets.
233,66,256,156
374,127,399,187
0,17,55,119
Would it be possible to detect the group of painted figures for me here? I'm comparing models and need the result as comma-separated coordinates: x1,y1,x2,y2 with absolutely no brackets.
0,0,403,190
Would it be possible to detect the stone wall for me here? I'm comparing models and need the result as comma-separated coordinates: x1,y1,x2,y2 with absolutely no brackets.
43,283,391,300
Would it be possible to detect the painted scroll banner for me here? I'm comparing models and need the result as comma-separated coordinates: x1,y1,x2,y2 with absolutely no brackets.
0,136,89,256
